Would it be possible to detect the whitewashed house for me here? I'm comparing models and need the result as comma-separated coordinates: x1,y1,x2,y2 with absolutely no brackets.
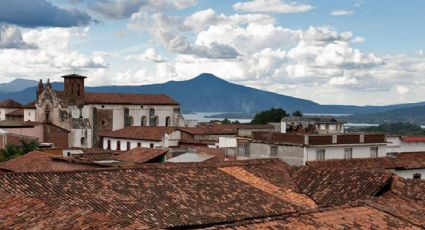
387,135,425,153
243,131,387,166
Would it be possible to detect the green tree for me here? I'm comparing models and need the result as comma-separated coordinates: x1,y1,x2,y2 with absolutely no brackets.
1,144,22,160
292,110,303,117
251,108,288,124
20,139,39,154
221,118,232,124
232,120,240,124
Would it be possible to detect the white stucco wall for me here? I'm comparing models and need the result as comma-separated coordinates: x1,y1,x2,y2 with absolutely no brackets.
386,136,425,153
70,129,93,148
102,137,162,151
306,144,387,161
219,137,237,148
87,104,177,131
24,109,36,121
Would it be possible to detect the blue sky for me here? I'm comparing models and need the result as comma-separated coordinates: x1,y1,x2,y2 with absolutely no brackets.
0,0,424,106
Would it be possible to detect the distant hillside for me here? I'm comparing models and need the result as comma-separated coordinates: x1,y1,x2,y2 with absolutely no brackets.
342,105,425,125
1,73,425,115
0,79,37,93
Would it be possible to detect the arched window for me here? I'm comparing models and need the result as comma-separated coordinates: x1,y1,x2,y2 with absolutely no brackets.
81,137,86,145
165,116,171,127
152,116,158,127
71,83,74,95
129,116,134,126
141,116,146,126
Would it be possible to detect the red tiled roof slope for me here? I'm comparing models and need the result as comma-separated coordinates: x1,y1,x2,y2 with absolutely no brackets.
290,166,392,208
0,159,302,229
115,147,167,164
0,151,102,172
0,99,22,108
98,126,176,141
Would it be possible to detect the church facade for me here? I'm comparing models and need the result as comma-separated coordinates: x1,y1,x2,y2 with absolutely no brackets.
35,74,183,148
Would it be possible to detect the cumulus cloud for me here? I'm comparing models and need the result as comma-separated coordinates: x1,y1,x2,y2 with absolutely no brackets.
233,0,313,14
0,25,37,49
0,0,92,28
396,85,410,95
331,10,354,16
183,9,275,32
127,48,167,63
88,0,198,19
0,27,108,82
129,12,240,59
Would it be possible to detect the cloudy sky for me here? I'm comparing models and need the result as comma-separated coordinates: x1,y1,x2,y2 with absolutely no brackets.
0,0,424,105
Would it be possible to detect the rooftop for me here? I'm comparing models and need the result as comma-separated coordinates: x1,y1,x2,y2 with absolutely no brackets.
0,158,423,228
0,99,22,108
54,90,179,106
98,126,176,141
0,151,104,173
115,147,168,164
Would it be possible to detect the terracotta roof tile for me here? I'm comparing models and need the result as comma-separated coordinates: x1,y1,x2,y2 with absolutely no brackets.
114,147,167,164
0,99,22,108
401,136,425,142
0,151,104,172
6,108,24,116
98,126,176,141
0,159,301,229
224,206,420,229
290,166,393,207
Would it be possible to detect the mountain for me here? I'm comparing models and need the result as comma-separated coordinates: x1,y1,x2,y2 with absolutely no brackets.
0,73,425,115
0,79,38,93
342,105,425,125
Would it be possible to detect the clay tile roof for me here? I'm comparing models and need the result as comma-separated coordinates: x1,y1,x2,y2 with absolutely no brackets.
84,92,179,105
0,151,102,173
6,108,24,116
23,101,36,109
115,147,167,164
401,136,425,142
0,159,302,229
0,99,22,108
98,126,176,141
289,166,393,208
224,206,421,229
0,120,40,128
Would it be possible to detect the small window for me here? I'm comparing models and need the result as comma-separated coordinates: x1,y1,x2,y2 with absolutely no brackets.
413,173,422,179
117,141,121,151
238,144,249,157
370,147,378,158
128,116,134,126
165,116,171,127
141,116,147,126
137,142,141,147
127,142,131,151
67,152,71,157
80,137,86,145
107,140,111,150
344,148,352,159
316,149,325,160
270,145,278,157
150,143,154,148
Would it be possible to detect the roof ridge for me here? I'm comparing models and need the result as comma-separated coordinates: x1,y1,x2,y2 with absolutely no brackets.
0,158,284,176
